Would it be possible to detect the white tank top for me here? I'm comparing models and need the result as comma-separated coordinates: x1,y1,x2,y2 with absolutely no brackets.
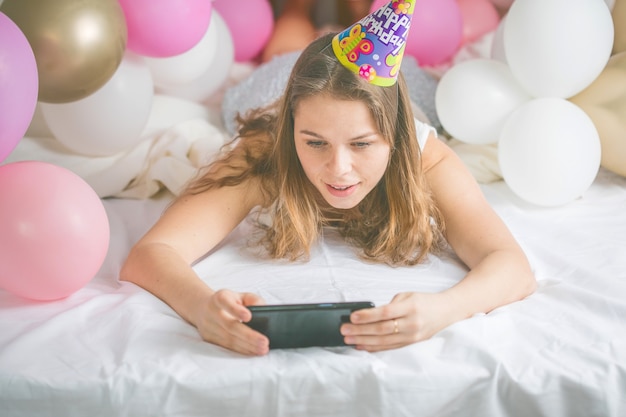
415,118,435,152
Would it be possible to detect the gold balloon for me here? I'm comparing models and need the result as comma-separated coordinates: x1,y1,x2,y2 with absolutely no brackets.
570,52,626,177
0,0,127,103
613,0,626,55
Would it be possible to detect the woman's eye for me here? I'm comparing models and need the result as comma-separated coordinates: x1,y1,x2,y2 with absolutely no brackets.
352,142,371,149
307,140,325,148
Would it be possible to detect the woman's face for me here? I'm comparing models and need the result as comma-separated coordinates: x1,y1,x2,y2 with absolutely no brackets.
293,94,391,209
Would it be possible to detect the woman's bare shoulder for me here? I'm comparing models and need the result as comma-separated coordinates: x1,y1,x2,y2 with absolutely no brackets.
420,132,454,173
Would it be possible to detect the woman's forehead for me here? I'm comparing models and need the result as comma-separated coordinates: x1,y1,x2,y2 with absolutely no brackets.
294,95,374,121
292,95,388,143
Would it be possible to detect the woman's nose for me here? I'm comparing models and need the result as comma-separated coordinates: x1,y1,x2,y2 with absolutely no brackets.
327,147,352,175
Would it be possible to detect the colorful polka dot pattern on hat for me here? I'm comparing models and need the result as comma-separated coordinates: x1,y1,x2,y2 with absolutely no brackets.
332,0,415,87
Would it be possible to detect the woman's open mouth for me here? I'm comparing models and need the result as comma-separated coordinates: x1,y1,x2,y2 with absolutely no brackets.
326,183,357,197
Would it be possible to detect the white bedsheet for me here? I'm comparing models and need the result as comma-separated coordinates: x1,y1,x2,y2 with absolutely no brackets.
1,167,625,417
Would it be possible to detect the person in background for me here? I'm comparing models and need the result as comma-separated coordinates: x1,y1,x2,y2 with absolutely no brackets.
262,0,372,62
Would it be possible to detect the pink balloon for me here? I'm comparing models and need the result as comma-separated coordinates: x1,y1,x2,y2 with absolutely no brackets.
0,12,38,163
370,0,463,66
213,0,274,62
119,0,213,58
457,0,501,46
0,162,110,301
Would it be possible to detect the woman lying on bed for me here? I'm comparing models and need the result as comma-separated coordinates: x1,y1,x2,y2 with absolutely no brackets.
121,12,536,356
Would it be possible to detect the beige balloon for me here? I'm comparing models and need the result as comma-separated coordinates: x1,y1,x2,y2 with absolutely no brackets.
613,0,626,55
570,52,626,177
0,0,127,103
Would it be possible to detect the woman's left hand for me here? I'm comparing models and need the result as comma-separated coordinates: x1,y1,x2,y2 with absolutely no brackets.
340,292,460,352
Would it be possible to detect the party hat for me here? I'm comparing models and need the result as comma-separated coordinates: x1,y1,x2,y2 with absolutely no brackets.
332,0,415,87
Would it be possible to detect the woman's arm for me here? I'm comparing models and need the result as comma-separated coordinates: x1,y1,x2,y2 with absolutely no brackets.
421,135,537,318
120,179,271,356
342,134,536,351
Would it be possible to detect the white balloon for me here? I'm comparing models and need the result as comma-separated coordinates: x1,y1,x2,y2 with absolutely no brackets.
498,98,601,206
157,11,234,103
145,12,219,87
435,58,531,144
41,54,154,157
504,0,614,98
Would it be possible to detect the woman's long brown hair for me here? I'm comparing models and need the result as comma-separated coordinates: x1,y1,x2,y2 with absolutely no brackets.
182,33,445,266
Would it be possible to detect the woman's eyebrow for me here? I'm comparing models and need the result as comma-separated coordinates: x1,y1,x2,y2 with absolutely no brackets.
298,129,378,141
299,129,324,139
349,132,379,141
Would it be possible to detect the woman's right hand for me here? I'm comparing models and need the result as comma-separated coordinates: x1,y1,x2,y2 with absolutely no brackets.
192,289,270,356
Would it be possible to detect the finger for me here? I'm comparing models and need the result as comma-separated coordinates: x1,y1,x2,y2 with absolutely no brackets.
350,305,401,325
212,290,254,322
206,313,270,356
351,293,414,324
208,292,268,353
222,331,269,356
229,322,270,356
354,341,406,353
236,292,267,322
242,292,265,305
341,318,397,337
344,333,404,349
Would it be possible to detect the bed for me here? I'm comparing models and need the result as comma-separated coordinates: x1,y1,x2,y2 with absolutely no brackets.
2,45,626,417
1,164,625,417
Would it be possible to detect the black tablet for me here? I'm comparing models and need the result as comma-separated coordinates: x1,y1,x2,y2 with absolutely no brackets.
245,301,375,349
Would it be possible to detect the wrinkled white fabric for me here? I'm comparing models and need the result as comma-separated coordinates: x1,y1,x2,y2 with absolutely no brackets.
6,95,228,198
1,169,625,417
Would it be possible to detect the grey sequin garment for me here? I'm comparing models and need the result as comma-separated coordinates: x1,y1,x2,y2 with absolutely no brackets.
221,52,440,137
